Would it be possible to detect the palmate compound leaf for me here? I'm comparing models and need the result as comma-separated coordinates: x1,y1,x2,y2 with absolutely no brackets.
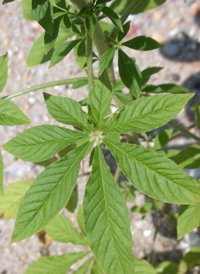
83,145,135,274
3,125,87,162
11,142,90,243
88,71,112,129
0,151,3,195
0,99,31,126
178,204,200,239
24,251,90,274
0,180,33,219
103,94,193,134
103,138,200,204
46,214,88,246
44,93,92,131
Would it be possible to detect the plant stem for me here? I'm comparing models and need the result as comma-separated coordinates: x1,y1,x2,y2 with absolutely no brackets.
109,0,142,40
168,121,200,143
87,31,94,92
114,166,121,184
1,78,87,100
171,123,197,140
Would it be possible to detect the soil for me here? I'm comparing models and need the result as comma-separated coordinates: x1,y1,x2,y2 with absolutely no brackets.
0,0,200,273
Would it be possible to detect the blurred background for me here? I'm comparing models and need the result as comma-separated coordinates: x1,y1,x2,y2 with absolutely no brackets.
1,0,200,273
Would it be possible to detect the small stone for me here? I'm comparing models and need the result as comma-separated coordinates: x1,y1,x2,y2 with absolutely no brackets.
152,31,166,44
162,43,182,57
189,26,197,37
153,11,163,22
143,230,152,237
190,2,200,16
169,27,180,37
20,255,27,262
28,97,36,104
3,38,10,47
172,73,180,82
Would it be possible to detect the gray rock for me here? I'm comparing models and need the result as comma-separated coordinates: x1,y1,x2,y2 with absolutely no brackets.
162,43,183,57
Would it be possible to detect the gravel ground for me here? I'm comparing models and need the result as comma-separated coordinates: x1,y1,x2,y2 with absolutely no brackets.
1,0,200,273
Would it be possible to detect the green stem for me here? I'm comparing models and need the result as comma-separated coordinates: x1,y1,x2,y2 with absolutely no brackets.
171,123,197,140
1,78,87,100
168,121,200,143
114,166,121,184
87,31,93,92
110,0,142,40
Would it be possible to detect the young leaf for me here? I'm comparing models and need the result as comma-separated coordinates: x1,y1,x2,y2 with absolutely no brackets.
178,204,200,239
83,145,135,274
32,0,53,34
0,53,8,93
85,10,96,39
99,47,116,75
114,91,135,105
72,78,88,89
154,129,173,150
103,138,200,204
44,93,91,131
44,16,62,54
170,146,200,169
49,39,81,68
91,259,103,274
180,247,200,271
0,180,33,219
118,21,131,42
98,6,123,31
103,94,193,134
141,66,163,86
74,40,87,70
3,125,87,162
113,80,125,91
135,258,156,274
142,83,188,93
26,23,74,67
32,0,54,35
0,151,3,195
118,49,141,98
24,252,90,274
77,204,86,237
88,71,112,129
65,185,78,213
0,99,31,126
63,13,71,28
2,0,15,4
11,142,90,243
46,214,88,245
155,261,180,274
72,257,93,274
122,36,161,51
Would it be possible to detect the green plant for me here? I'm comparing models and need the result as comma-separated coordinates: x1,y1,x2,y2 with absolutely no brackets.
0,0,200,273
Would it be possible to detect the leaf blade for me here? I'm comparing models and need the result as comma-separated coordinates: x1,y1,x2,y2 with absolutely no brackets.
122,36,161,51
118,49,141,98
88,71,112,129
0,151,3,196
46,214,88,245
3,125,87,162
0,53,8,93
11,143,90,243
0,180,33,219
44,93,91,131
32,0,54,35
0,99,31,126
103,94,193,134
24,252,90,274
178,204,200,239
103,138,200,204
83,145,135,274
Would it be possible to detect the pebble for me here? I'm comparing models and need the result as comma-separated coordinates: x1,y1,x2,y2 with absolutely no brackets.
169,27,180,37
152,31,167,44
143,230,152,237
28,97,36,104
4,162,31,176
162,43,183,57
188,26,197,37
